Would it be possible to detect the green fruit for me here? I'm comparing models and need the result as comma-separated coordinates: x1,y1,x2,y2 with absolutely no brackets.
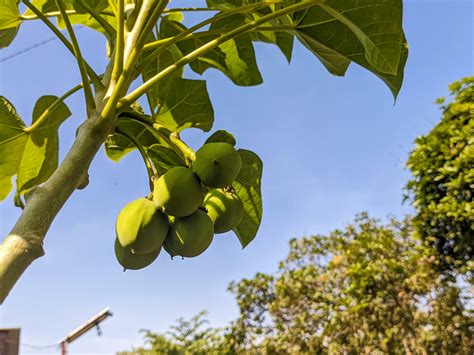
193,143,242,188
116,198,169,254
153,167,203,217
163,239,179,258
114,238,160,270
204,189,244,233
166,209,214,257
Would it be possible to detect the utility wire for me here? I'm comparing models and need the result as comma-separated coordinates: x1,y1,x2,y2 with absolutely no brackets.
0,27,84,63
21,342,60,349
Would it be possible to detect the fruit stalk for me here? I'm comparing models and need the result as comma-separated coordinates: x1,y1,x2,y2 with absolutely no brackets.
169,132,196,165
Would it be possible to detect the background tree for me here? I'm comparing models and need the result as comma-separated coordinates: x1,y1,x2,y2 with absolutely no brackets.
118,311,227,354
405,77,473,277
120,213,473,354
0,0,408,303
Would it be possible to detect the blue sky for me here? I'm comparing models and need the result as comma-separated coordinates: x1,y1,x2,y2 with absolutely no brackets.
0,0,472,353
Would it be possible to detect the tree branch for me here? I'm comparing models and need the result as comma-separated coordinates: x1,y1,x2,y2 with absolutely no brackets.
0,113,113,304
55,0,96,114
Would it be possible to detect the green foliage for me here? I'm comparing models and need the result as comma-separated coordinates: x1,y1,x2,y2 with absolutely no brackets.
120,214,473,353
406,77,474,276
153,78,214,133
0,95,71,200
225,214,472,353
232,149,263,247
205,130,237,146
0,0,408,284
118,311,227,355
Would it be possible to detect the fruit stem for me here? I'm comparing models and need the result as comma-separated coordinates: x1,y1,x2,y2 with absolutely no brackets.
169,132,196,165
115,128,157,191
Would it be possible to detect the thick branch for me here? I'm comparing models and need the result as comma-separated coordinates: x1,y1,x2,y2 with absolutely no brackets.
0,113,113,304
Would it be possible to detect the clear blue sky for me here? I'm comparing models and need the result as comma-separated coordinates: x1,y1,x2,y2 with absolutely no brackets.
1,0,472,353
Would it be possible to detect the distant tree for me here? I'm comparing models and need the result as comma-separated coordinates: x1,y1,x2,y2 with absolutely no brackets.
405,77,474,277
121,214,473,354
118,311,227,355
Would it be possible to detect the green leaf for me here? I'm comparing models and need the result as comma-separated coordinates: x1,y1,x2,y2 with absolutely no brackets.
0,96,27,201
294,0,407,97
105,119,166,162
17,96,71,193
23,0,73,15
318,2,402,75
0,95,70,200
208,0,295,62
161,17,262,86
141,44,184,110
0,0,21,30
232,149,263,248
0,26,19,49
73,0,108,14
205,130,236,146
147,144,186,175
155,78,214,133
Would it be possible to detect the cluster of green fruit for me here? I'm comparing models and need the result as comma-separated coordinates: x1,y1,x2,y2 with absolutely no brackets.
114,142,245,270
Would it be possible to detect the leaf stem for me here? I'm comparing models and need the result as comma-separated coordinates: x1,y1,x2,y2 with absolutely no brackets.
143,26,295,51
169,132,196,164
111,0,125,84
55,0,96,114
118,112,173,145
24,83,84,133
22,1,103,90
101,0,166,121
115,128,157,190
21,10,115,20
122,1,322,106
136,1,280,77
75,0,116,39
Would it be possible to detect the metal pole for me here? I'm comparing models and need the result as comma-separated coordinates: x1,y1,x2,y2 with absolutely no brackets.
60,341,68,355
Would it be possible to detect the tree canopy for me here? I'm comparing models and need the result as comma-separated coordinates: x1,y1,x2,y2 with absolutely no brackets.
406,77,474,277
120,213,473,354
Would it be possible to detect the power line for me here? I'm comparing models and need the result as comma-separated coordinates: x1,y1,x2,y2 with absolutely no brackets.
21,342,60,350
0,27,84,63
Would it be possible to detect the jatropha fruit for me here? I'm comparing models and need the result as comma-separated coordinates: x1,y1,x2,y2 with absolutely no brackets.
203,188,244,233
114,135,247,270
166,210,214,258
153,167,203,217
116,197,169,254
193,143,242,188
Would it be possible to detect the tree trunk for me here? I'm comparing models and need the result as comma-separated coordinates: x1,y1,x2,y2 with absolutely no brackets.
0,112,113,303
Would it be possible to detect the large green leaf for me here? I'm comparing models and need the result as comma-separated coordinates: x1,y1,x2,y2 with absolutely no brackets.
155,78,214,133
232,149,263,248
207,0,295,62
0,95,71,200
0,97,27,200
293,0,406,97
161,17,263,86
0,0,21,30
141,44,184,111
